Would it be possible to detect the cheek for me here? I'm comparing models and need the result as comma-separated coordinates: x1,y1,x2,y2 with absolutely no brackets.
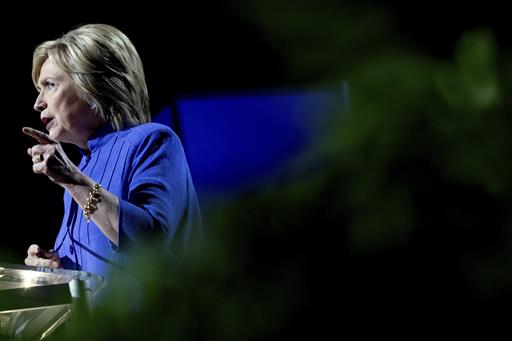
54,105,77,123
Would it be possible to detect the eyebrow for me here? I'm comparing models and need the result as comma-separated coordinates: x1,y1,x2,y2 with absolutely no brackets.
36,76,57,91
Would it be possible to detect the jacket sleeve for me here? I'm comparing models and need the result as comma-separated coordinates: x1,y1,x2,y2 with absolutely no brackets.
117,128,190,248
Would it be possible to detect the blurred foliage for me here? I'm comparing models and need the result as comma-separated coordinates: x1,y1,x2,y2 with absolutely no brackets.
39,0,512,339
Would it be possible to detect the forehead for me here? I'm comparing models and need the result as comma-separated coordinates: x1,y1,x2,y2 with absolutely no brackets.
38,59,68,81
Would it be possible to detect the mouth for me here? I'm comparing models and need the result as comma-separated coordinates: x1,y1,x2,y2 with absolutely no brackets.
41,117,55,131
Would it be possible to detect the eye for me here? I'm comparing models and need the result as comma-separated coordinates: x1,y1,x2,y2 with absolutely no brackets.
45,81,56,90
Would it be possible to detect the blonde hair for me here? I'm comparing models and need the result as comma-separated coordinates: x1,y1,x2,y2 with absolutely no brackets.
32,23,150,130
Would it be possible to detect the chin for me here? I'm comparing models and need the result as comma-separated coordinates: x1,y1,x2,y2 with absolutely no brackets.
48,130,58,140
48,128,63,143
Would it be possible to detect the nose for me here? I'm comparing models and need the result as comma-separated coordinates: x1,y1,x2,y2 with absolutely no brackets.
33,93,47,112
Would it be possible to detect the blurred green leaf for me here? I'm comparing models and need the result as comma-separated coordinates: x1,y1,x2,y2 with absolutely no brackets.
436,27,501,111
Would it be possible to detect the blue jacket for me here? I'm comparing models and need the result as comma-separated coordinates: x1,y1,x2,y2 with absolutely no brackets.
54,123,203,279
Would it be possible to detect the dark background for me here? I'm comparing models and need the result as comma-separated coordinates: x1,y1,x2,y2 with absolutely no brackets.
1,1,510,262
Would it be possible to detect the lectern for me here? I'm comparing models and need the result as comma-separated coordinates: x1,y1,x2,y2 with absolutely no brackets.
0,263,105,339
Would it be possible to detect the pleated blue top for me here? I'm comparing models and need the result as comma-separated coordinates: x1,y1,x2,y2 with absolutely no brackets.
53,123,203,280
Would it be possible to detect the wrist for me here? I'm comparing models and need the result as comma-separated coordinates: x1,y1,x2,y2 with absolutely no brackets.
83,183,102,223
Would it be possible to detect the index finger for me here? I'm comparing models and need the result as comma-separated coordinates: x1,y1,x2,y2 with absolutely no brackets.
22,127,56,145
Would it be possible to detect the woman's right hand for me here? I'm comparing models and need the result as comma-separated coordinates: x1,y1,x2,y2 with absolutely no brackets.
24,244,60,268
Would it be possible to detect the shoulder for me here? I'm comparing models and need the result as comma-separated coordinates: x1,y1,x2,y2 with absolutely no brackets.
117,122,180,148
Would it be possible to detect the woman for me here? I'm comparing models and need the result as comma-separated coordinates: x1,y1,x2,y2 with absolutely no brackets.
23,24,203,280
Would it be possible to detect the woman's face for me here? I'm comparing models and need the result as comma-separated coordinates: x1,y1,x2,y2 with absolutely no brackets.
33,58,102,149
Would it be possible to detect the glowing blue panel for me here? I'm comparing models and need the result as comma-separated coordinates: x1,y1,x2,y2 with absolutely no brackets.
173,84,348,195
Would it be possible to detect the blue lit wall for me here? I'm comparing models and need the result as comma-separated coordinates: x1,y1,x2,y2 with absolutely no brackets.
153,84,348,198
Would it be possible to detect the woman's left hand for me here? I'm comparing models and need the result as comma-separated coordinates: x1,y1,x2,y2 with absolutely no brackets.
22,127,83,186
